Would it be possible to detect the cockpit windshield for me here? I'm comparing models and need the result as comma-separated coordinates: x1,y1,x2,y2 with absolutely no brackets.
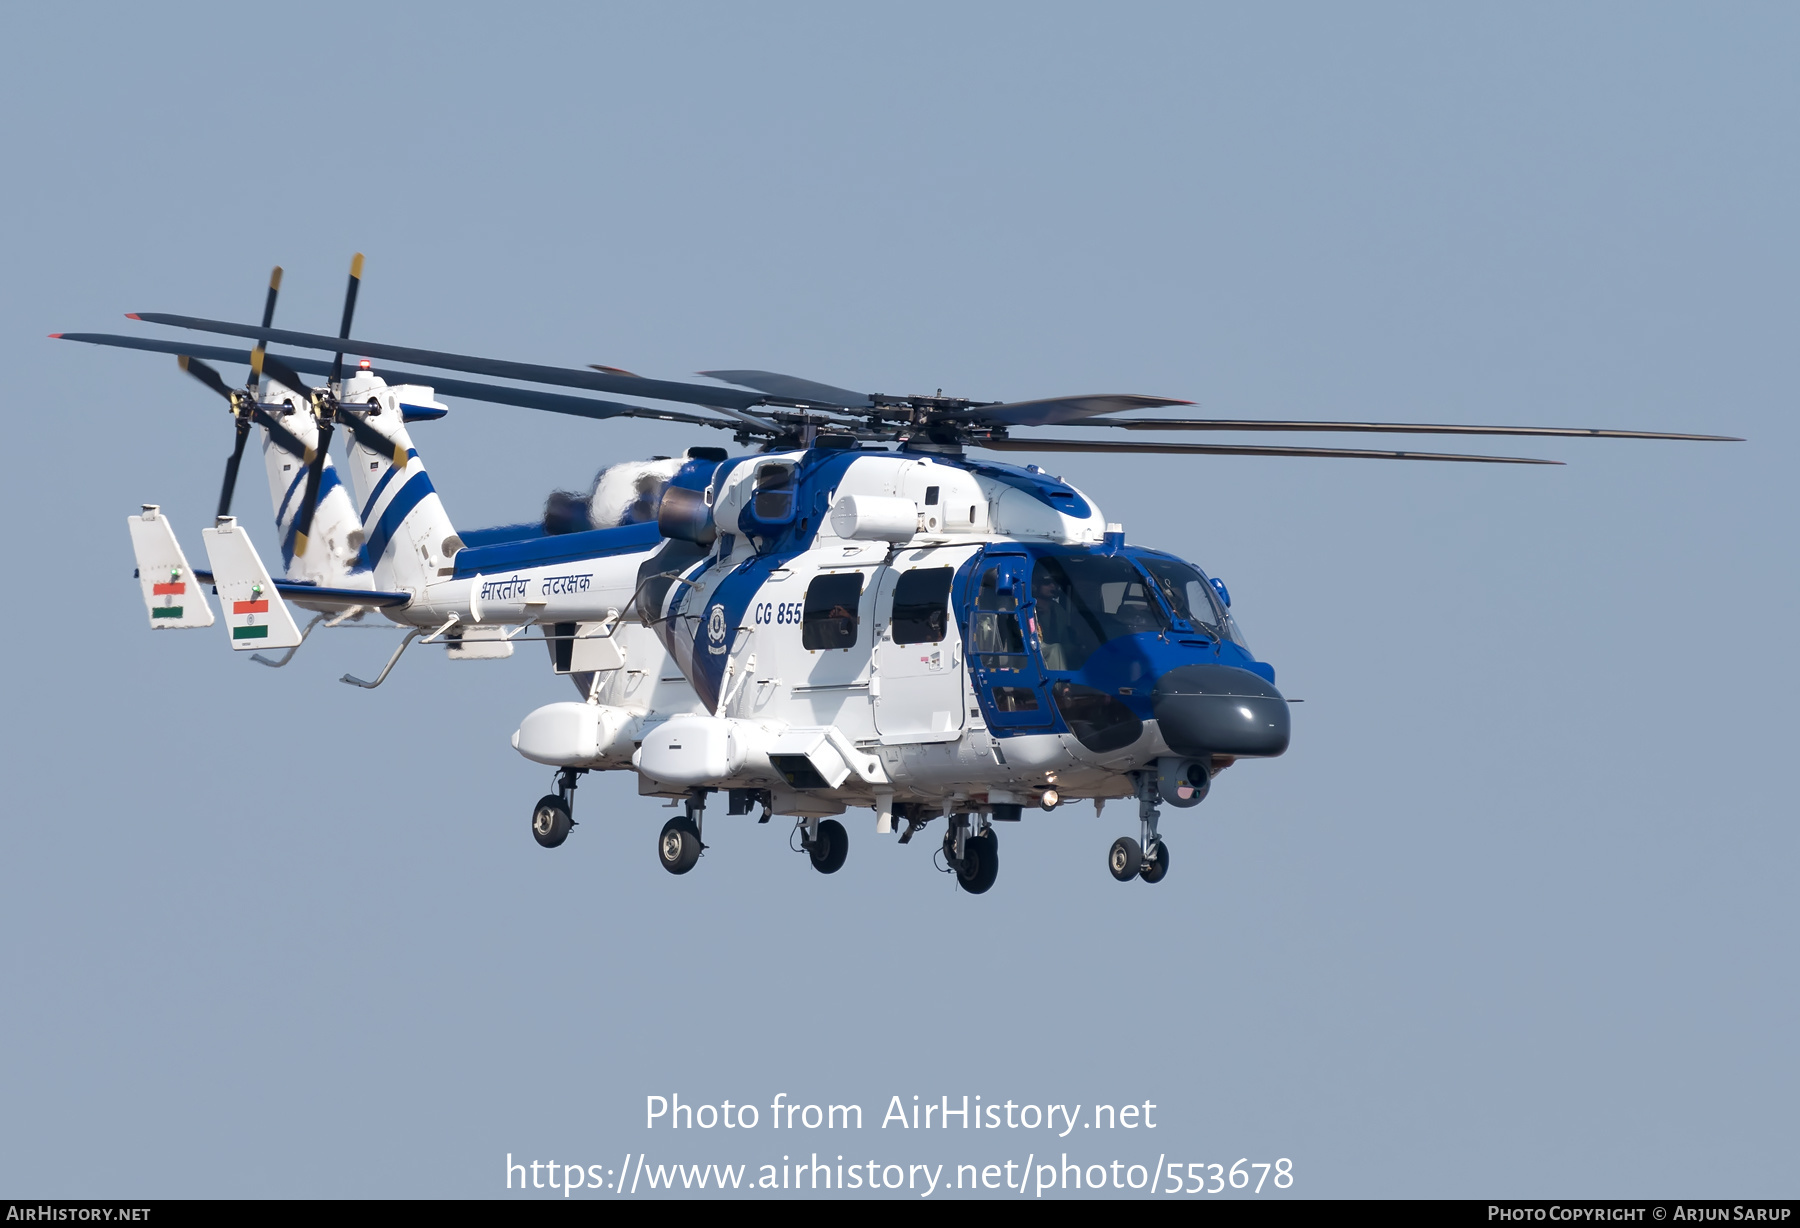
1138,555,1247,649
1031,554,1167,671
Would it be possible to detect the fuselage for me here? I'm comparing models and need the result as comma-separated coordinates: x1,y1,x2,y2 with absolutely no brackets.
410,441,1290,820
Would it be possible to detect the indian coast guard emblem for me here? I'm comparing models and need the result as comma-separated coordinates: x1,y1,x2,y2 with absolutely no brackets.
706,603,729,655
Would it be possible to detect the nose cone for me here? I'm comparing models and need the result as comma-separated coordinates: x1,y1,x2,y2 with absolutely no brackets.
1152,664,1291,758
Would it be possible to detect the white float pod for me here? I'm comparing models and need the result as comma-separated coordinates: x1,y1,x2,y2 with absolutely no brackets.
513,702,636,766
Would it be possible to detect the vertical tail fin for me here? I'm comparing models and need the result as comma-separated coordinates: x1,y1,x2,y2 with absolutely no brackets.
255,377,372,588
200,516,303,650
127,505,214,629
339,372,460,591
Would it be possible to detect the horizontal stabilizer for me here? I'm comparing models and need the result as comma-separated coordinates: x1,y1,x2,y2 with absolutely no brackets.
127,506,214,629
199,517,303,651
188,571,412,613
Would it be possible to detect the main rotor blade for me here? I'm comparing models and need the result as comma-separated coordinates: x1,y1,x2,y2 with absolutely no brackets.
698,369,874,409
329,252,363,387
605,365,785,433
1086,416,1743,442
955,394,1193,428
126,313,777,412
175,354,233,400
976,437,1562,464
55,333,770,434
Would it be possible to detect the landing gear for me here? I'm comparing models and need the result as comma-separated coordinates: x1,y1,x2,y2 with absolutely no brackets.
1140,839,1171,884
1108,771,1180,883
806,818,849,874
1109,836,1142,881
530,767,584,849
658,791,708,875
943,816,1000,894
659,817,703,874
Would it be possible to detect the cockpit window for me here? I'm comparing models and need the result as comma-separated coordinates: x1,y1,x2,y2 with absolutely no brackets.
1139,556,1223,635
1139,555,1248,649
1031,555,1167,671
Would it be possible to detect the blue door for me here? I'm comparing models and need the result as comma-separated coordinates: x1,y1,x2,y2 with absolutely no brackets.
966,549,1055,731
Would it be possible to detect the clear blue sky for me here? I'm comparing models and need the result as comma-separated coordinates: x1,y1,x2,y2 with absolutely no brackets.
2,2,1793,1198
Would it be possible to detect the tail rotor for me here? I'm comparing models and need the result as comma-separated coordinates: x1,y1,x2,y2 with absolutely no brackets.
293,253,363,557
176,264,285,520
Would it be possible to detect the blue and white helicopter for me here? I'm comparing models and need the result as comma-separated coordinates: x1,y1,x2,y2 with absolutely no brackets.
59,259,1739,894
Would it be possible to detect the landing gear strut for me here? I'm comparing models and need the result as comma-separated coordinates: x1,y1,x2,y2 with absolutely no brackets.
531,767,584,849
1109,771,1174,883
796,816,849,874
943,813,1000,894
658,790,708,875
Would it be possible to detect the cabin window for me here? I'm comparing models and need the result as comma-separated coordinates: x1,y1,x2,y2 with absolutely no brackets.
802,571,864,650
890,567,953,645
1031,554,1168,671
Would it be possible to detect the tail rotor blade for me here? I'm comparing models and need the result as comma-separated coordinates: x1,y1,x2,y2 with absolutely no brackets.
335,405,407,468
178,354,233,400
259,266,283,331
249,265,283,389
329,252,363,388
292,418,335,557
258,352,316,399
217,415,253,518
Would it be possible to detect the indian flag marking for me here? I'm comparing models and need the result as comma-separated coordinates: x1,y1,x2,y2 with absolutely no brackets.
233,599,270,614
232,625,269,640
152,582,185,595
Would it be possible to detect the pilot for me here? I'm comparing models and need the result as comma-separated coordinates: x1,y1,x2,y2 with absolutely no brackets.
1033,567,1075,670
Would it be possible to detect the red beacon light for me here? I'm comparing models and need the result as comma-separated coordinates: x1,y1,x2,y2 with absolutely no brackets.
358,358,371,370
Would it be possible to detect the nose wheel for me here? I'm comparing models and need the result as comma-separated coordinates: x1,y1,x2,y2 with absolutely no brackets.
1109,771,1178,883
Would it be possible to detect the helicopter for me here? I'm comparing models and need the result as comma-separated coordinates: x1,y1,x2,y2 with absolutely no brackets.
58,258,1741,895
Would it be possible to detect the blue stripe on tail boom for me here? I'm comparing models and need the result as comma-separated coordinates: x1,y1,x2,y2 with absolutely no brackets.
363,470,437,565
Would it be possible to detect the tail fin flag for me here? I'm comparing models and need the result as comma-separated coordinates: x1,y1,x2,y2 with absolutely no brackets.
201,516,303,650
127,506,215,629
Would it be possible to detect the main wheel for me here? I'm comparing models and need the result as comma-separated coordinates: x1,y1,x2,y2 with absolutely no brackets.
658,817,703,875
531,795,572,849
1109,836,1143,881
808,818,849,874
1139,839,1171,884
957,829,1000,894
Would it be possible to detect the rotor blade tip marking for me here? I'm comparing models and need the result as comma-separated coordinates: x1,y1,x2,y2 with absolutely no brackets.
350,253,364,278
125,313,140,320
